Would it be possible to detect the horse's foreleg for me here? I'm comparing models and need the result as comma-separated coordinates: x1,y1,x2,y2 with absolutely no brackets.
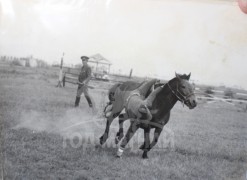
141,128,151,159
99,112,120,145
117,121,139,157
148,127,162,150
115,113,129,144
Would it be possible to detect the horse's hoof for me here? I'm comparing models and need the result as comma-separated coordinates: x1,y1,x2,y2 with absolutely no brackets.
99,135,107,145
142,154,149,159
139,144,145,150
99,138,103,145
142,151,149,159
116,154,122,158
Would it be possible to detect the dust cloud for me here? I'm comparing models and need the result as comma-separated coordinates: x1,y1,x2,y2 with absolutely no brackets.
12,107,174,151
13,108,109,138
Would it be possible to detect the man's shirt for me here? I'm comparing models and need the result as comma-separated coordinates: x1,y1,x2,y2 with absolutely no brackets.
78,64,91,84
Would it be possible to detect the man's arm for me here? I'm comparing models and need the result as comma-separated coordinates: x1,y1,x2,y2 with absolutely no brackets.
78,67,82,82
83,67,92,85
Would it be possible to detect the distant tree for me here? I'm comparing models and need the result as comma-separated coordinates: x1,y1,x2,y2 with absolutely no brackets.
36,59,48,67
11,59,22,66
205,86,214,95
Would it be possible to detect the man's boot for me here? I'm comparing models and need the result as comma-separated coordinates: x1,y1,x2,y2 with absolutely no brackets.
85,96,93,108
75,97,81,107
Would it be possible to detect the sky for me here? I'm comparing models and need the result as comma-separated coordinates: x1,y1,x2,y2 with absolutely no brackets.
0,0,247,89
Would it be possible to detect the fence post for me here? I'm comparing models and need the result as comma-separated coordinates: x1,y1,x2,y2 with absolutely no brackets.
129,68,133,79
56,52,64,87
63,73,66,87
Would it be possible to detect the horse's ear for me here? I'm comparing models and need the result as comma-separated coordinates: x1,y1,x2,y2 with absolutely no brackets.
187,73,191,80
175,72,181,80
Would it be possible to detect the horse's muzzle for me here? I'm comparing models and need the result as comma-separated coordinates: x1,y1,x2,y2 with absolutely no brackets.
185,99,197,109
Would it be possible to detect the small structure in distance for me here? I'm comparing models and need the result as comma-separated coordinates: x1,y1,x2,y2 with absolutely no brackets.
88,53,112,80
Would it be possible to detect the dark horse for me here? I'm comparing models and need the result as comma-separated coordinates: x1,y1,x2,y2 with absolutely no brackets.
100,73,197,158
100,79,158,144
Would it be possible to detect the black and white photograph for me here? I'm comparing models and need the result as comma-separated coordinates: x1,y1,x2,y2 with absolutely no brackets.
0,0,247,179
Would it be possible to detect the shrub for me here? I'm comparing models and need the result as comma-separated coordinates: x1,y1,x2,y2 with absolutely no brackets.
224,88,234,99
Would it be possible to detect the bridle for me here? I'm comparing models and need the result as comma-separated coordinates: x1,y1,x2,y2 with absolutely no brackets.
167,80,195,106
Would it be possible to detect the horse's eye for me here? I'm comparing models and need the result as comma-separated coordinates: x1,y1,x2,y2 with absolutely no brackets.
181,85,185,89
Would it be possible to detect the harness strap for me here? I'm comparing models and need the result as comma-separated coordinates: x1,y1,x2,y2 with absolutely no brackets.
167,83,184,102
175,82,195,100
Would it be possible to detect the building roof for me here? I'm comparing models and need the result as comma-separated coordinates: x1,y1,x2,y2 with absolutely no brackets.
89,53,112,65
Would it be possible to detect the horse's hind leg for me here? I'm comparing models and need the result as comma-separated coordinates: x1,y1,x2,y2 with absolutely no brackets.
99,112,120,145
117,121,139,157
115,113,129,144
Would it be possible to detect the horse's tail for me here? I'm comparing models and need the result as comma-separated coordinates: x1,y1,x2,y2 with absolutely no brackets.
108,83,122,102
103,82,122,117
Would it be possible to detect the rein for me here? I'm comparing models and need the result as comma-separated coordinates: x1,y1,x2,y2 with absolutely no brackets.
167,81,195,106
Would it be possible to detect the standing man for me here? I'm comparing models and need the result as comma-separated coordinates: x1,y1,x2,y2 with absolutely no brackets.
75,56,94,108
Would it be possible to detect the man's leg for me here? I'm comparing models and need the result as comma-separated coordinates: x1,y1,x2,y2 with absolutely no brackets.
75,97,80,107
75,86,83,107
83,87,94,108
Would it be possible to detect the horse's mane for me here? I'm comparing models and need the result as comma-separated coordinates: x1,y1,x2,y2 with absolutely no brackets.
145,82,164,98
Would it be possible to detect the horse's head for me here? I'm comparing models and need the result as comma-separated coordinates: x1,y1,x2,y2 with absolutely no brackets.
168,72,197,109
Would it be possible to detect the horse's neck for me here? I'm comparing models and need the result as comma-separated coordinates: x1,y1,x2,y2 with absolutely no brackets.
145,86,163,107
153,85,178,112
138,79,157,96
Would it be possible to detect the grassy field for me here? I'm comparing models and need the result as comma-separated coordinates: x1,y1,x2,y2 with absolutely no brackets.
0,65,246,180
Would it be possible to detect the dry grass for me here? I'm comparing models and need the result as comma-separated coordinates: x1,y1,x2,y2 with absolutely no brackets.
0,65,246,180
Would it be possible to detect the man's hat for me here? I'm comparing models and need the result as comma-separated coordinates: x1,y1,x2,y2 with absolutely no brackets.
81,56,89,61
